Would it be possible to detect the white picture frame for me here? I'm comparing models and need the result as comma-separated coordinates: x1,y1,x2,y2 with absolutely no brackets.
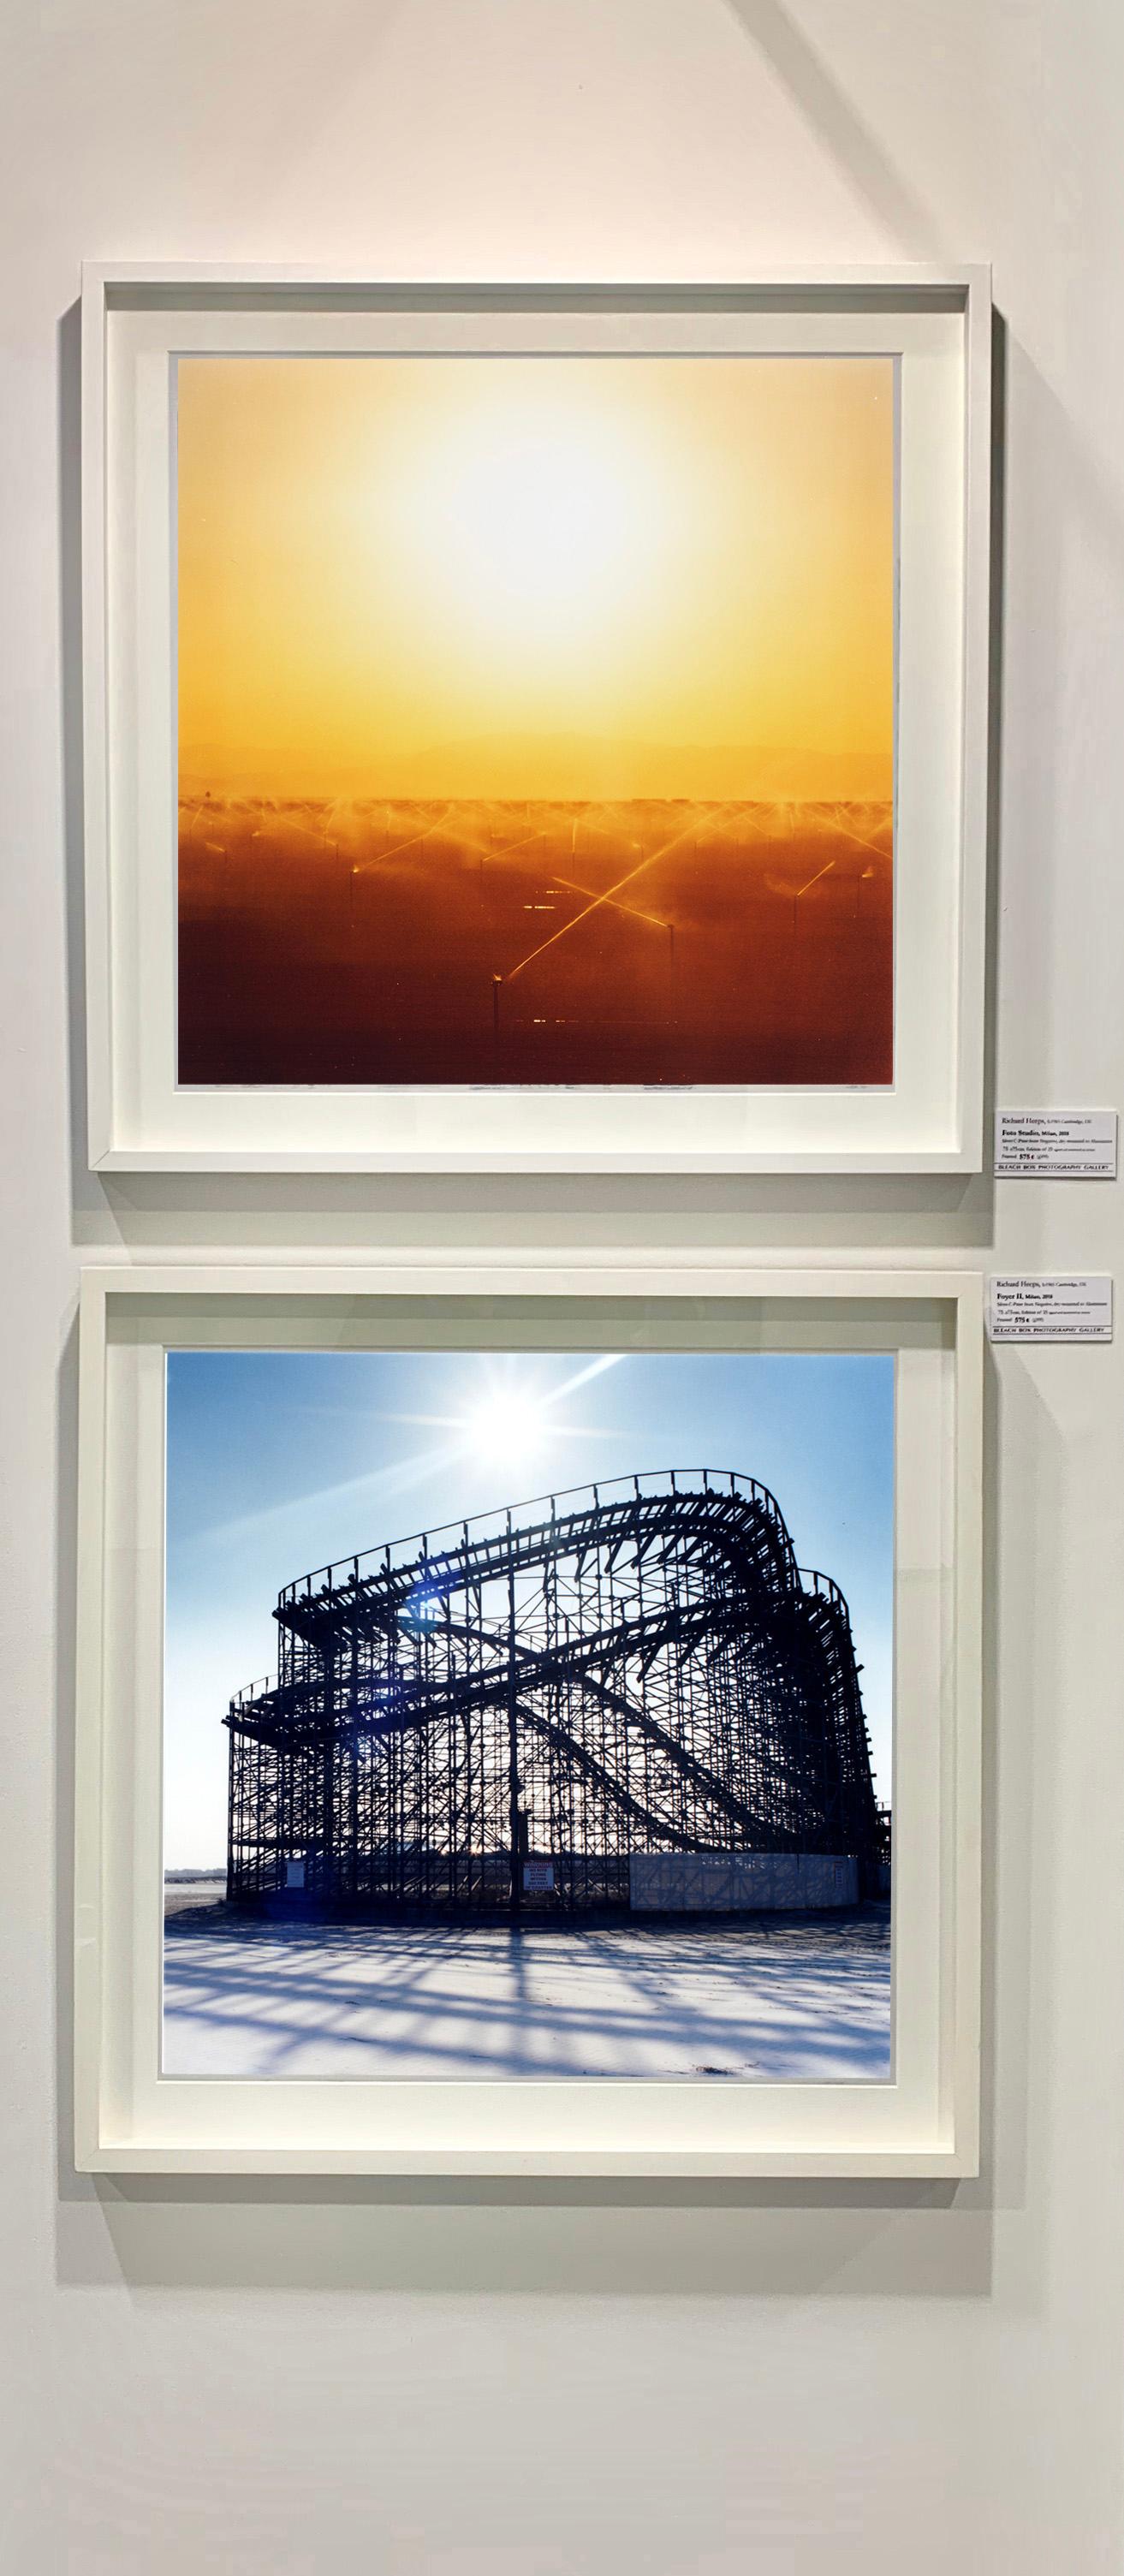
81,265,991,1175
74,1257,983,2177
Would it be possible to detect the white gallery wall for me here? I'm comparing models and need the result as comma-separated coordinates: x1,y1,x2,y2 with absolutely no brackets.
3,2,1123,2567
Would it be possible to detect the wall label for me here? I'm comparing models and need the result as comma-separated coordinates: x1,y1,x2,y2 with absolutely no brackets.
995,1110,1117,1178
988,1276,1114,1342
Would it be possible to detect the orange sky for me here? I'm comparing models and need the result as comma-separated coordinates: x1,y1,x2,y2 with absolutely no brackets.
178,354,895,802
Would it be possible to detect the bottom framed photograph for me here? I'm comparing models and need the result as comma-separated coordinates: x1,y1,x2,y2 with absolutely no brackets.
74,1261,982,2177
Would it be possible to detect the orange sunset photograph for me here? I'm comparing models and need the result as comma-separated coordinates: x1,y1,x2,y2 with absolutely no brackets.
176,354,895,1086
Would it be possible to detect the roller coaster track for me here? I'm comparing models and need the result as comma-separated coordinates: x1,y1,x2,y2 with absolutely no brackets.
276,1478,801,1636
225,1470,881,1913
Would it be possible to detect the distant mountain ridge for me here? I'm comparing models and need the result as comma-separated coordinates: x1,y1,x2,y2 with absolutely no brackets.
181,731,893,805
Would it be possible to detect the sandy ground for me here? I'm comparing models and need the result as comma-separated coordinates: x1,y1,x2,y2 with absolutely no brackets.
164,1876,226,1917
162,1907,891,2082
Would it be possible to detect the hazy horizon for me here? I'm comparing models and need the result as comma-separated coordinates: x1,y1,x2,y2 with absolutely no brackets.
180,737,895,806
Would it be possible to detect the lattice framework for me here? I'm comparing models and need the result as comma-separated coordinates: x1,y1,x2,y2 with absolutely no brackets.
225,1471,882,1913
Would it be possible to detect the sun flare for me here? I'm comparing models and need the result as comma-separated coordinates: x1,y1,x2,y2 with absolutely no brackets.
404,402,672,648
462,1386,546,1466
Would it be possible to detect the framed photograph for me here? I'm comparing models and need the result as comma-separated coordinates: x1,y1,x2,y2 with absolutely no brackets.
82,267,990,1173
74,1259,982,2175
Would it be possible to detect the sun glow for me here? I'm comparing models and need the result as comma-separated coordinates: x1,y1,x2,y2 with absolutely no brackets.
403,399,673,651
177,353,894,804
452,1356,623,1478
463,1386,546,1467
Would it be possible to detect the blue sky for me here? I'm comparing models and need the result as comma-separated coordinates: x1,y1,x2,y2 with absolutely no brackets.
164,1347,895,1865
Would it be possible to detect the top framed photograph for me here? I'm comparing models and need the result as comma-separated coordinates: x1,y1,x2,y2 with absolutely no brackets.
81,266,990,1173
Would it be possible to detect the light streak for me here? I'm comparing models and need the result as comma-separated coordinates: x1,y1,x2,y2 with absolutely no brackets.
503,812,701,986
351,805,455,878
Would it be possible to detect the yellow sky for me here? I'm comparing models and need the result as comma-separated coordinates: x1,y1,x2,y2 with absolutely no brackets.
178,354,894,801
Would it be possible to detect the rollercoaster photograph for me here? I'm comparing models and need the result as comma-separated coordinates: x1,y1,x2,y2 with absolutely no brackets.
162,1347,895,2083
